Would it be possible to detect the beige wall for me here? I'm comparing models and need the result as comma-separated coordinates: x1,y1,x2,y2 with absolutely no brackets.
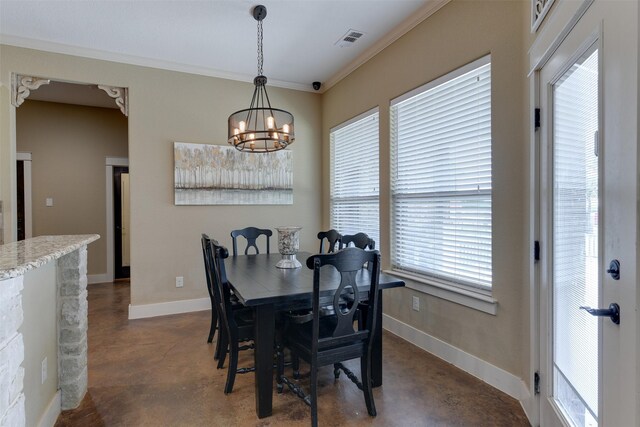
322,0,528,379
0,0,529,387
20,261,58,427
16,100,128,275
0,46,323,306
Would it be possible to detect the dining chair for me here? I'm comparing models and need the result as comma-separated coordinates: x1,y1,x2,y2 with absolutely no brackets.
201,234,246,359
341,232,375,250
276,247,381,427
204,238,256,393
200,234,220,352
230,227,272,256
317,229,342,253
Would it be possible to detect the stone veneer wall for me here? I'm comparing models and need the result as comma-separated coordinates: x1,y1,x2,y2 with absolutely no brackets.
0,245,89,426
57,247,88,409
0,276,25,426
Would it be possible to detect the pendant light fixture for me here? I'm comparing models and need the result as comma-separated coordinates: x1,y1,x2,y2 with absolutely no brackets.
228,5,295,153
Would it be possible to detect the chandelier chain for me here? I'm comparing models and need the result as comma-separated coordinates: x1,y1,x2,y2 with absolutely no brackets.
257,19,263,76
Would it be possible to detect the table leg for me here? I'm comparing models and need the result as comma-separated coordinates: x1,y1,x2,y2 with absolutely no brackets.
372,290,383,387
254,303,275,418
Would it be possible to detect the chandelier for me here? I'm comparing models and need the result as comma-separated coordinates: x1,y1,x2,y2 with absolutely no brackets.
227,5,295,153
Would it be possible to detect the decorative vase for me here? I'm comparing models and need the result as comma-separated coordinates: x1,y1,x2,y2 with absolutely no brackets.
275,226,302,269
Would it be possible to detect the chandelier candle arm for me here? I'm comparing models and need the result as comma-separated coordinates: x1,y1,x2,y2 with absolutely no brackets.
227,5,295,153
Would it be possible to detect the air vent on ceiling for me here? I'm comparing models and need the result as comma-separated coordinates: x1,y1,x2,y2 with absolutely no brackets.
335,29,365,48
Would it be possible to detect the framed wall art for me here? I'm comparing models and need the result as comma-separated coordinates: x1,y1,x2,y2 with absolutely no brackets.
174,142,293,205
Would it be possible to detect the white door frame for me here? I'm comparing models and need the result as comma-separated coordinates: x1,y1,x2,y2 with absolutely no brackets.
529,0,639,424
105,157,129,283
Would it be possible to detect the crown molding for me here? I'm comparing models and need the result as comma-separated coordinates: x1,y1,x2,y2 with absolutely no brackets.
0,35,314,93
322,0,451,92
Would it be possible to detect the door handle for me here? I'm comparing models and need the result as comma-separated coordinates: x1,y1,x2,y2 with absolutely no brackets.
579,303,620,325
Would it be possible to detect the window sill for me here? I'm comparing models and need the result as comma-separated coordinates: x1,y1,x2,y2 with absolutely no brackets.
382,270,498,315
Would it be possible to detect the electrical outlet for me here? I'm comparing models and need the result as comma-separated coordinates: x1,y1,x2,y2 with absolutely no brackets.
41,357,47,384
176,276,184,288
412,296,420,311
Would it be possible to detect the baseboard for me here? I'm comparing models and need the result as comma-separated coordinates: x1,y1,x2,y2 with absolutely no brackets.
37,390,61,427
520,393,537,427
383,314,532,413
128,297,210,319
87,273,111,285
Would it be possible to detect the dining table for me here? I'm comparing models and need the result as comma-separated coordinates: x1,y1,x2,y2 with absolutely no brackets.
223,251,405,419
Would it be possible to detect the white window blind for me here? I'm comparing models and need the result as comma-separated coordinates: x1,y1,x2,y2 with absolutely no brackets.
330,109,380,247
391,56,492,289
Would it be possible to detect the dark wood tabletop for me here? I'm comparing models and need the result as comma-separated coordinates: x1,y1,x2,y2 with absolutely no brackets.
225,251,404,308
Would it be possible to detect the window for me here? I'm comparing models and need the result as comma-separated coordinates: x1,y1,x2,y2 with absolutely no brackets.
330,109,380,247
391,56,492,290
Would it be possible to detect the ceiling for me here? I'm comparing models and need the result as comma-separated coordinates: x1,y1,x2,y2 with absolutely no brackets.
0,0,446,95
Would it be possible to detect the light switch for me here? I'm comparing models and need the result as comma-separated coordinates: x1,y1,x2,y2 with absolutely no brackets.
45,198,53,207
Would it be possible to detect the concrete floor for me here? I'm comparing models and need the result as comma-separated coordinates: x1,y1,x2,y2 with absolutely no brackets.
55,281,530,426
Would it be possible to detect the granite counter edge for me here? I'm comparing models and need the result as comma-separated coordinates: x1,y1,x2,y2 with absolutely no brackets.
0,234,100,280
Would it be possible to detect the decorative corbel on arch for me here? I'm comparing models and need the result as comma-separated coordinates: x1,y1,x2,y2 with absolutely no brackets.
97,85,129,117
12,74,51,107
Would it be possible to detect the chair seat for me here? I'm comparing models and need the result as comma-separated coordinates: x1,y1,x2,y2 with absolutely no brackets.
282,297,352,325
287,316,368,358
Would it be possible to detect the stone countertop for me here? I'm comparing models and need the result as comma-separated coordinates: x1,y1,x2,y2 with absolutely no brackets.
0,235,100,280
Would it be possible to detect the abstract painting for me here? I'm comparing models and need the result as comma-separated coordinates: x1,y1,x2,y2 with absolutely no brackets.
174,142,293,205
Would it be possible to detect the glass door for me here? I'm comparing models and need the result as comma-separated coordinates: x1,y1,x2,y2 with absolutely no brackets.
551,45,599,427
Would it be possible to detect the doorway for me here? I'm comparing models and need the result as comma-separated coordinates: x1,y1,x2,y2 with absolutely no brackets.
533,1,638,425
15,81,129,285
16,152,32,241
114,166,130,279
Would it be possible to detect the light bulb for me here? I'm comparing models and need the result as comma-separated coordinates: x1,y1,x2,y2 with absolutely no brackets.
233,128,239,136
239,121,246,132
267,116,275,129
248,133,255,141
282,123,290,134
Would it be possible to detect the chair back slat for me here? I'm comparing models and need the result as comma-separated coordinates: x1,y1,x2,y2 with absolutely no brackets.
231,227,272,256
206,239,236,337
317,229,342,253
201,234,215,301
333,270,359,337
341,232,375,250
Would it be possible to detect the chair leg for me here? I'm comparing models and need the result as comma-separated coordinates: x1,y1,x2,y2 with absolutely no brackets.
213,331,222,361
224,341,239,394
292,353,300,379
208,307,218,344
276,346,284,393
361,354,377,417
333,363,341,379
310,363,318,427
217,330,228,369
